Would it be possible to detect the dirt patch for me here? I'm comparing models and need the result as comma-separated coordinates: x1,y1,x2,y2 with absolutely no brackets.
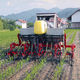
0,60,18,71
72,31,80,80
34,62,52,80
44,63,56,80
8,61,34,80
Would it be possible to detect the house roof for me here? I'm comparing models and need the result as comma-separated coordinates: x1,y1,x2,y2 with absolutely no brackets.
18,19,27,23
37,13,57,14
58,8,79,19
37,13,58,17
67,9,80,19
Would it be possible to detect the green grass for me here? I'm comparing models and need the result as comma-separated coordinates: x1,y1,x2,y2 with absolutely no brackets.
0,29,19,59
68,31,77,44
0,29,19,48
66,30,77,51
64,29,71,34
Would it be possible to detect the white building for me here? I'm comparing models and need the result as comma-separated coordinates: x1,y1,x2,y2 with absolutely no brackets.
16,19,27,28
68,9,80,28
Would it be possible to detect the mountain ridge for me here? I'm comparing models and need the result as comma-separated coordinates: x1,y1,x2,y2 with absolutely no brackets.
2,8,79,22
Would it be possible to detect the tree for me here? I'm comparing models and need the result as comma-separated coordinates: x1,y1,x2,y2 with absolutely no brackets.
8,20,16,31
2,19,9,29
9,25,15,31
16,25,22,29
0,19,3,30
2,19,16,31
27,22,34,27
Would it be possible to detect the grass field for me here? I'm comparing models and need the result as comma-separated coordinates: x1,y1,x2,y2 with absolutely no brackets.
0,29,19,48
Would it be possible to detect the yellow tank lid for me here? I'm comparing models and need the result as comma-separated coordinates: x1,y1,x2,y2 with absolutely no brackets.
34,20,47,35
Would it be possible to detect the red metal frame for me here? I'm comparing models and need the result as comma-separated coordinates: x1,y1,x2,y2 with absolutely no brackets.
8,33,76,59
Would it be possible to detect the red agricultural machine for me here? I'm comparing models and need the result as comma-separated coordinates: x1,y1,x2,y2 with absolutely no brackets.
7,13,75,64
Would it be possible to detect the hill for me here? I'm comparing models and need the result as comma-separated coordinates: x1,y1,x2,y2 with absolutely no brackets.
2,8,79,22
3,8,61,22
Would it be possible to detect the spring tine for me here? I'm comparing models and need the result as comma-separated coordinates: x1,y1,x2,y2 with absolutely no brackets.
31,41,33,56
45,40,47,52
51,42,52,50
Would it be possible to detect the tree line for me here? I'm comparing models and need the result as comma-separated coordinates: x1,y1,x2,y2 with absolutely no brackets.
0,18,34,31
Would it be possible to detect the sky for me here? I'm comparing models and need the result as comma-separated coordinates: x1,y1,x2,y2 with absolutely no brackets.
0,0,80,16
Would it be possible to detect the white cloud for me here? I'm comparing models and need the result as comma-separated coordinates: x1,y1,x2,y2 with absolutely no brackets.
7,1,11,6
43,0,56,3
0,0,80,15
